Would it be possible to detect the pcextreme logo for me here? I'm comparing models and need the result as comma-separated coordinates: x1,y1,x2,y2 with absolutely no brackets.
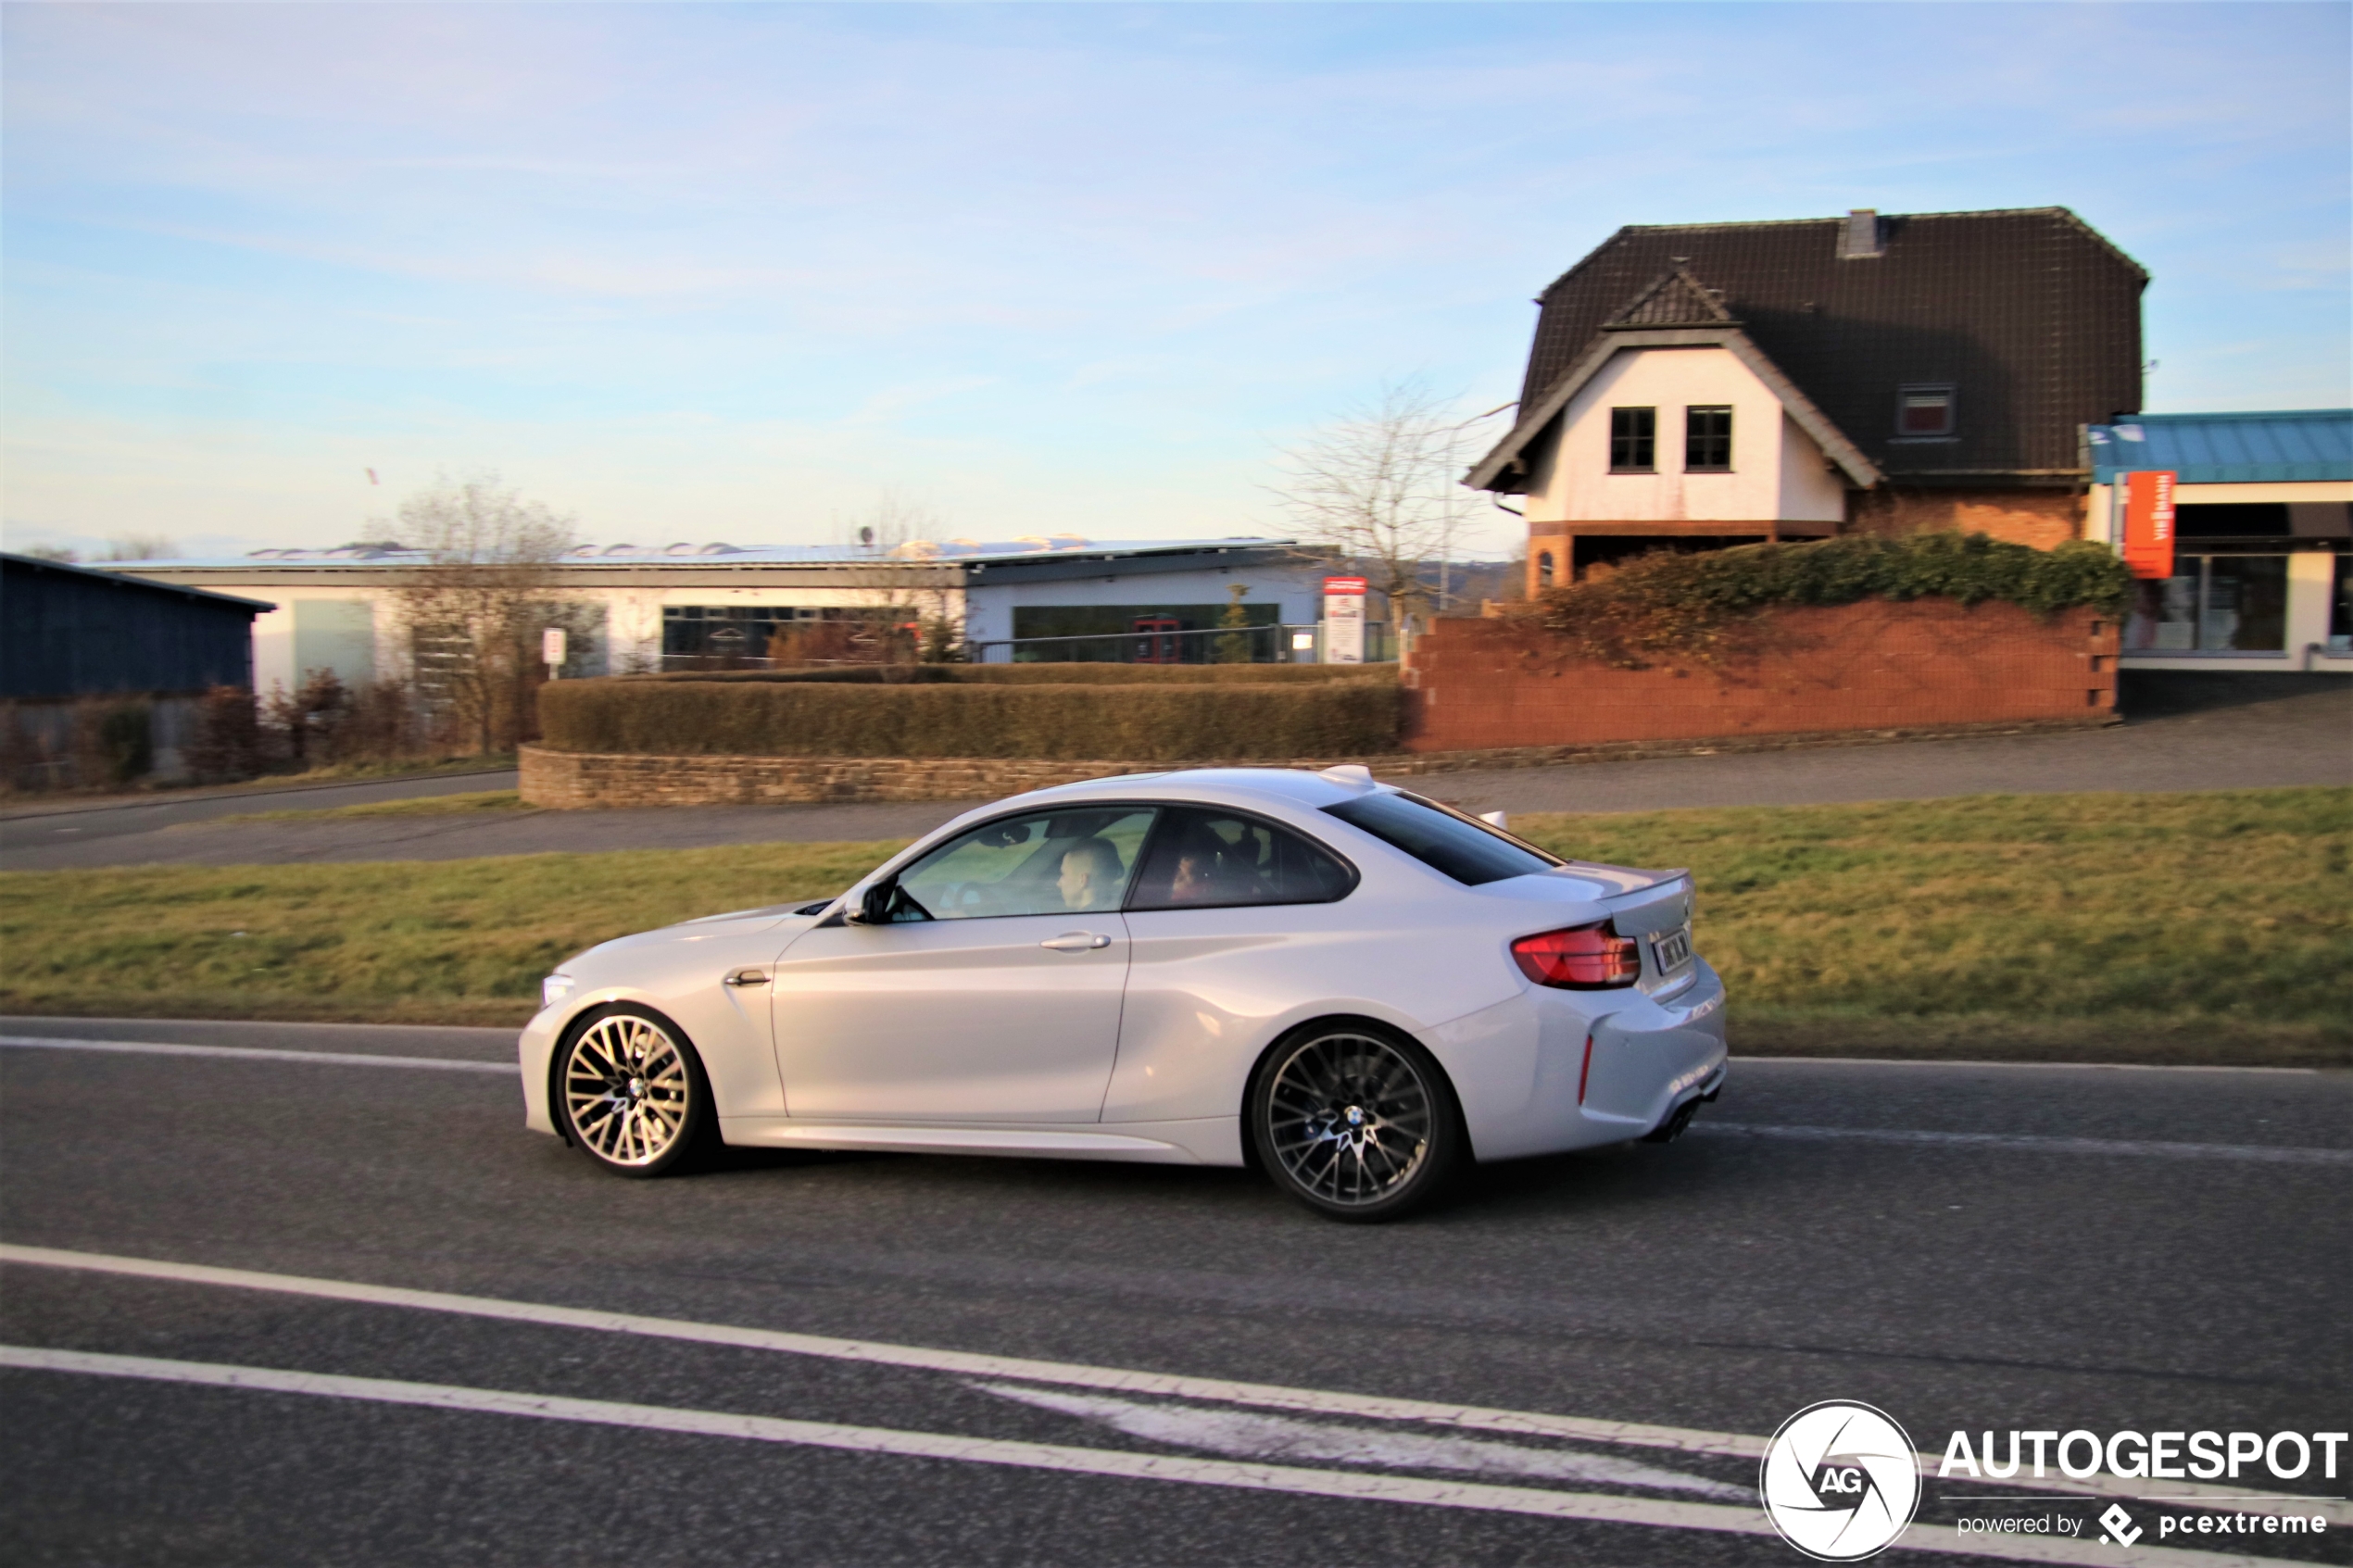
1760,1400,1924,1562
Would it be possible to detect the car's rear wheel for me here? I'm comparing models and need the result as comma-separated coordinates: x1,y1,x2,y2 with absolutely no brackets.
1250,1023,1461,1222
557,1006,711,1177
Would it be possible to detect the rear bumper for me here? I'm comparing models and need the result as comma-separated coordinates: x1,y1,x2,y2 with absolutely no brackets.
1581,960,1728,1141
1446,959,1727,1161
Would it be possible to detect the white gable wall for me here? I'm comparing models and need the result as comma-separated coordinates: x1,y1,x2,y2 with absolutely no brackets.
1525,345,1845,527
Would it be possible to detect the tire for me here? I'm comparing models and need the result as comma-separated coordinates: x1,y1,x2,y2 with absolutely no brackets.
554,1005,714,1178
1248,1022,1462,1223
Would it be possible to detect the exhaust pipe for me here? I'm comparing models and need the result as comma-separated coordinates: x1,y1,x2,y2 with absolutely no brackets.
1642,1098,1702,1144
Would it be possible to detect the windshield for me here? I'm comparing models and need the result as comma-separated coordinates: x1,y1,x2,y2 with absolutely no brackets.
1321,791,1563,886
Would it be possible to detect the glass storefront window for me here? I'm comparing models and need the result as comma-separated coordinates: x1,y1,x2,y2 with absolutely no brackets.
2124,555,2287,654
2332,555,2353,656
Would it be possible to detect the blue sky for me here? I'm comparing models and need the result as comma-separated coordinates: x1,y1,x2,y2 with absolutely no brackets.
4,2,2347,559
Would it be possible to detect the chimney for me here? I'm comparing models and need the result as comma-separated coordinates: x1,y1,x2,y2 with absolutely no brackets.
1837,208,1884,259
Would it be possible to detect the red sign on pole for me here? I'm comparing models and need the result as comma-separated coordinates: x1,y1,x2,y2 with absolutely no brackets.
2122,470,2176,581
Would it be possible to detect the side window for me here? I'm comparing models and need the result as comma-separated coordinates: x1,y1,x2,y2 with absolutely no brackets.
1126,807,1355,911
890,808,1156,921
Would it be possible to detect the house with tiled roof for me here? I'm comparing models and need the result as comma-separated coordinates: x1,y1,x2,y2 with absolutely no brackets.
1466,207,2148,593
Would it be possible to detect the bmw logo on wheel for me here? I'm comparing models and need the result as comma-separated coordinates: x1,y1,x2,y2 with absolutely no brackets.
1759,1400,1923,1562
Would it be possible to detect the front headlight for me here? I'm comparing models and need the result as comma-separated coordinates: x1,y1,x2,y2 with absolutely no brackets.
540,972,575,1011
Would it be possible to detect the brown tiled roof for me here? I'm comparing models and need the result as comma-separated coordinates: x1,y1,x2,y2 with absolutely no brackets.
1504,207,2145,486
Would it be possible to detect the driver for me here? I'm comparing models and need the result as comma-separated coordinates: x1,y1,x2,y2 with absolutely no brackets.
1055,837,1125,911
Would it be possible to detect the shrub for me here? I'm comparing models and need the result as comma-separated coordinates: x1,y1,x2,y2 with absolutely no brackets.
1541,533,2137,669
539,678,1403,761
70,699,153,786
183,686,262,783
628,662,1392,686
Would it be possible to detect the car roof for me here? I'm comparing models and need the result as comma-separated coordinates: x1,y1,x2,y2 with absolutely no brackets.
999,766,1383,816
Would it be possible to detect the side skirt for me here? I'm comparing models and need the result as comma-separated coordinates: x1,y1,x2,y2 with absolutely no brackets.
717,1116,1244,1167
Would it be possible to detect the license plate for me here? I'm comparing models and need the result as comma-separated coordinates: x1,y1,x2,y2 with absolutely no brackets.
1650,924,1692,972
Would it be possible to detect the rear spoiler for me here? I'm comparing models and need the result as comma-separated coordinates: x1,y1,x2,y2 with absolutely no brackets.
1552,860,1691,899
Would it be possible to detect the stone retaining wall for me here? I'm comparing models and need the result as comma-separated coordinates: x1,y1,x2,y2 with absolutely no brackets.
522,710,2119,808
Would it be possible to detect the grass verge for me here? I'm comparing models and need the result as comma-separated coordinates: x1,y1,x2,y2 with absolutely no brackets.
1514,789,2349,1067
1,788,2344,1064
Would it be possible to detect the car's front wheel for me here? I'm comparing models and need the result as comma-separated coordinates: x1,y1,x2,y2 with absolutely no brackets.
556,1005,712,1177
1249,1023,1461,1222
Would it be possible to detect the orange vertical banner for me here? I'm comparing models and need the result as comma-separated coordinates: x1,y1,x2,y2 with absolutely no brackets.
2122,470,2176,581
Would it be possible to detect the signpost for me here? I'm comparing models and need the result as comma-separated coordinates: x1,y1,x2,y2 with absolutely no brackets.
2121,470,2176,581
542,626,568,680
1322,576,1367,664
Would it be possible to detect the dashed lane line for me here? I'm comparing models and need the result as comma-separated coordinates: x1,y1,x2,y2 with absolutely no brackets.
0,1345,2310,1568
0,1035,512,1074
3,1244,2340,1525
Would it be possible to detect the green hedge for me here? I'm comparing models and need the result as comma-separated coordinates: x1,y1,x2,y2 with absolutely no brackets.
540,678,1403,760
632,663,1391,685
1541,533,2136,669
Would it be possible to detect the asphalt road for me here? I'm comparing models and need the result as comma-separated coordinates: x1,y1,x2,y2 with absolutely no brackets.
4,676,2345,872
4,1017,2346,1566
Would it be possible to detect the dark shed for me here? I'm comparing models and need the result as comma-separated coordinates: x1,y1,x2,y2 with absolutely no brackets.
1,553,273,700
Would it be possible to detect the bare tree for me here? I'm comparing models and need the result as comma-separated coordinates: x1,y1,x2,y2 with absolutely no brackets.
1265,379,1485,650
100,534,179,562
833,492,963,672
386,473,582,754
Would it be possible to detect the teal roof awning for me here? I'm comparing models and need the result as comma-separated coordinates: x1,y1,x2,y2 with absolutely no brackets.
2087,409,2353,485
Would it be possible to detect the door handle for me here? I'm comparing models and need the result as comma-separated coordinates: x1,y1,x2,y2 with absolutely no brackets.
724,967,770,986
1039,932,1112,952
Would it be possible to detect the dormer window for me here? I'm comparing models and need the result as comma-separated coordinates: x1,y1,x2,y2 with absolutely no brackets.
1610,407,1656,471
1896,385,1956,437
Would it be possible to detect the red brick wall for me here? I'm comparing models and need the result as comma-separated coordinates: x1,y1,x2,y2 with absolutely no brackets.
1403,599,2118,754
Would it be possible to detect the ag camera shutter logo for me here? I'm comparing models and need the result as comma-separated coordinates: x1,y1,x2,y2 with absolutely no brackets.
1760,1400,1923,1561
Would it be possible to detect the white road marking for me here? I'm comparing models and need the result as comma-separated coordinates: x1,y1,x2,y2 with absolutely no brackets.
973,1381,1747,1499
0,1036,514,1075
4,1244,2339,1525
0,1345,2310,1568
1737,1059,2322,1076
1698,1123,2353,1168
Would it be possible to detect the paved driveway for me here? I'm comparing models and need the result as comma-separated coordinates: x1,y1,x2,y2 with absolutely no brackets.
3,675,2342,871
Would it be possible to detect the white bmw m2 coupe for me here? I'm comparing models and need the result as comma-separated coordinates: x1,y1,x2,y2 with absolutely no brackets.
521,766,1727,1221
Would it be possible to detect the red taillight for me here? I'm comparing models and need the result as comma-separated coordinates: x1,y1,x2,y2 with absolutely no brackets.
1512,924,1640,989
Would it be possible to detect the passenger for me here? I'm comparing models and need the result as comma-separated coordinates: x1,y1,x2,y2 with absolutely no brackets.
1168,849,1216,903
1163,824,1262,904
1056,838,1125,911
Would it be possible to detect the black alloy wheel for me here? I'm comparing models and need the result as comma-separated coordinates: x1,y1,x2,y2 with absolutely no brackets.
1249,1023,1462,1222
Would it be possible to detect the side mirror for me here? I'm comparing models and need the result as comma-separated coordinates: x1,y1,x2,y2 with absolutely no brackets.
847,880,896,925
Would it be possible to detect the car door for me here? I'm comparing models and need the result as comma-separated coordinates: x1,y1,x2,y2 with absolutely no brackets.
768,806,1157,1123
1101,806,1361,1123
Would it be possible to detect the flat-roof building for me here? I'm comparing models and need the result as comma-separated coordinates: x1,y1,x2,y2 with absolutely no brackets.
111,536,1332,691
2085,409,2352,671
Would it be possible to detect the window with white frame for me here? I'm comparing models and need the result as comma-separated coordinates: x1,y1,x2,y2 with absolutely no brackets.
1895,385,1956,437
